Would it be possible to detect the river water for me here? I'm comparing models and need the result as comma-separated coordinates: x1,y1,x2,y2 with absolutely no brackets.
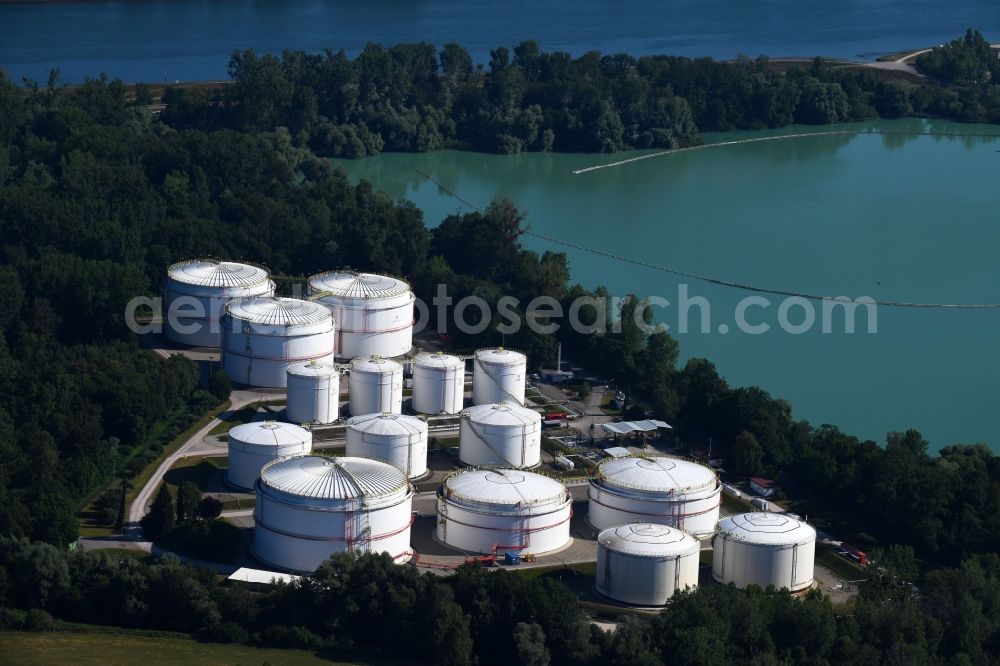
332,119,1000,452
1,1,1000,83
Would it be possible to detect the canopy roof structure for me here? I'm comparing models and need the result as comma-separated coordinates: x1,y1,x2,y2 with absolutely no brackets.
601,419,672,434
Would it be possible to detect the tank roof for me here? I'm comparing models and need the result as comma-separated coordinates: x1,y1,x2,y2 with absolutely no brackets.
346,413,427,436
259,455,408,500
350,356,403,373
463,402,540,426
598,523,700,557
716,512,816,546
475,347,526,364
308,271,411,300
443,469,566,506
168,259,270,289
226,297,332,326
287,360,340,378
229,420,311,446
595,456,717,495
413,351,465,370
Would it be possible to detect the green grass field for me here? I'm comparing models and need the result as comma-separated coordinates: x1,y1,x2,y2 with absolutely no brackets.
0,631,351,665
816,548,868,581
163,456,227,492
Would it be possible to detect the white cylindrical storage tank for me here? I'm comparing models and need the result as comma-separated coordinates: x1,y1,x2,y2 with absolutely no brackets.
472,348,527,406
596,523,700,606
460,402,541,468
346,413,428,479
226,421,313,491
221,297,335,388
436,469,571,555
253,455,413,572
588,456,721,538
307,271,414,359
712,512,816,593
412,352,466,415
163,259,274,347
349,356,403,416
286,360,341,425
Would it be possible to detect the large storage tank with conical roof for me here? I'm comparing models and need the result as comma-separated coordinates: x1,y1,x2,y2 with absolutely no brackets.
286,360,340,425
253,455,413,572
307,271,414,359
412,352,465,415
712,512,816,593
472,348,526,406
221,297,335,388
226,421,313,491
349,356,403,416
346,413,428,479
588,456,721,537
436,469,571,555
163,259,275,347
460,402,541,468
596,523,700,606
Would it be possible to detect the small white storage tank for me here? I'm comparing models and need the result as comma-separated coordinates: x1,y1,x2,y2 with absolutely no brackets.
346,413,428,479
436,469,571,555
226,421,313,491
307,271,414,359
349,356,403,416
473,348,526,406
163,259,274,347
460,402,541,468
253,455,413,572
712,512,816,593
596,523,700,606
412,352,465,415
221,297,335,388
286,361,341,425
588,456,721,538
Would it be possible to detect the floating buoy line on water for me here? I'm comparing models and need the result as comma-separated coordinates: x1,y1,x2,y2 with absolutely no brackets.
415,129,1000,309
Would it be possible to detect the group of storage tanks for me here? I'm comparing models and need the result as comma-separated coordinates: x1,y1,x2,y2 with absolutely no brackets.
162,259,817,603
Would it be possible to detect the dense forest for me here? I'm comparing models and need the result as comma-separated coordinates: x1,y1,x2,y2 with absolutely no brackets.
2,542,1000,665
154,33,1000,157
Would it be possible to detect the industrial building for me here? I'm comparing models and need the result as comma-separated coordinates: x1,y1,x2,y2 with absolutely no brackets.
285,360,341,425
253,455,413,572
459,402,541,468
307,271,414,360
596,523,700,606
436,469,572,555
712,512,816,593
345,413,428,479
348,356,404,415
163,259,274,347
226,421,313,491
472,348,527,406
587,456,721,537
221,296,335,388
411,351,466,415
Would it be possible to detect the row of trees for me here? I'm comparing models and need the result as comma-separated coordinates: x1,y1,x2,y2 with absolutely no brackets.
2,539,1000,665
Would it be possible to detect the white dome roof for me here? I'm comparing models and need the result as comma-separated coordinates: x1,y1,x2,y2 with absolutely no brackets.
226,297,332,326
475,348,526,365
443,469,566,506
168,259,270,289
413,352,465,370
259,455,408,500
308,271,411,300
717,512,816,546
464,402,540,426
596,456,717,495
346,413,427,436
351,356,403,374
598,523,700,557
229,420,311,446
287,360,340,378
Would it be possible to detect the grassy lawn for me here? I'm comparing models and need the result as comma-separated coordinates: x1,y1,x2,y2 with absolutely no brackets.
0,631,351,665
515,561,597,581
721,493,755,515
206,404,259,437
816,548,868,582
163,456,227,492
428,436,459,449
